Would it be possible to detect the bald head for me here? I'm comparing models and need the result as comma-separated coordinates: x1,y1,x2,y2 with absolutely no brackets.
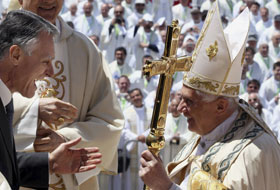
83,2,93,16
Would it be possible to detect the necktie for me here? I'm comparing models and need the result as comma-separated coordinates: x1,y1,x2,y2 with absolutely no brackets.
5,100,14,128
5,100,14,144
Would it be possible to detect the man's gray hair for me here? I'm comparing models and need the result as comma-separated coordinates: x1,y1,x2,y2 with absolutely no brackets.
0,10,58,60
195,89,238,110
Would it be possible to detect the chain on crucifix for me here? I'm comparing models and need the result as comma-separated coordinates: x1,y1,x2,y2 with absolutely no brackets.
142,20,192,189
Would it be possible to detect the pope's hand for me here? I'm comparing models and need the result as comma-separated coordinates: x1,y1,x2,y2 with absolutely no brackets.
34,127,66,152
49,137,102,174
139,150,173,190
39,98,78,126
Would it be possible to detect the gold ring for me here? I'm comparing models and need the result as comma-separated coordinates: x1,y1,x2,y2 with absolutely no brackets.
58,117,64,123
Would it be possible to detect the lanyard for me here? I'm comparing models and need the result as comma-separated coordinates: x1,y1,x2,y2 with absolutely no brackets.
83,15,94,33
173,117,180,133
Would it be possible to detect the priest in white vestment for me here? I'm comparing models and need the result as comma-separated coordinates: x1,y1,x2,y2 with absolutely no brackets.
115,75,131,110
132,13,161,70
253,42,274,80
139,4,280,190
123,88,153,190
100,5,127,63
13,1,124,190
74,2,102,37
126,0,145,29
108,47,133,80
248,92,273,127
259,62,280,110
255,7,272,35
269,31,280,62
244,46,265,84
61,3,77,23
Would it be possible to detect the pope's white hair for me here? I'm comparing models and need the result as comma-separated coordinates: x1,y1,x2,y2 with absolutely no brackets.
194,89,238,110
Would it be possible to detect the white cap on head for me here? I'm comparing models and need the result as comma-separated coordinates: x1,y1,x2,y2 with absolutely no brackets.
183,34,196,45
135,0,146,4
143,13,153,22
183,1,250,97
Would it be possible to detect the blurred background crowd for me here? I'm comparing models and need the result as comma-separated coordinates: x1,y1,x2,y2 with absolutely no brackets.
1,0,280,189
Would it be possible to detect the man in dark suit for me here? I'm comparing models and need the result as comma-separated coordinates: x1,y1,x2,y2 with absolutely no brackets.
0,10,102,190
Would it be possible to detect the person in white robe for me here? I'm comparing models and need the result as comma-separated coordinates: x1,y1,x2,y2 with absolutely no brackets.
265,0,280,19
100,5,127,63
259,61,280,111
121,0,133,14
269,31,280,62
152,0,173,25
200,0,234,21
260,14,280,43
13,1,124,190
162,99,196,167
74,2,102,37
61,3,77,23
247,34,258,52
76,0,100,17
123,88,153,190
255,7,272,35
248,92,273,127
132,13,161,70
239,79,263,104
244,46,265,84
176,34,186,57
181,7,204,40
109,47,133,80
126,0,145,29
108,0,132,19
96,3,111,27
249,2,261,26
115,75,131,110
139,4,280,190
254,42,274,80
172,0,191,26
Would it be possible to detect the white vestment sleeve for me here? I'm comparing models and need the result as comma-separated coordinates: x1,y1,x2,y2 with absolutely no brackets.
13,98,39,151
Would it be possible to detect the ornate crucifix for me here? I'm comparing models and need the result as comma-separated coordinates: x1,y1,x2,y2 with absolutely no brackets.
143,20,192,158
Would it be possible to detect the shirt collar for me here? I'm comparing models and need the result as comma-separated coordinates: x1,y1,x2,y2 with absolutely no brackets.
0,79,12,107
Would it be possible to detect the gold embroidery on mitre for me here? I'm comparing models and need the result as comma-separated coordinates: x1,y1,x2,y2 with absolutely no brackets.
222,85,239,96
192,9,215,63
206,40,218,61
42,60,66,100
188,77,219,92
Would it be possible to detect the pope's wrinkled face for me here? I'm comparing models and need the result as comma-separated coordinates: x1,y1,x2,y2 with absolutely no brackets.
177,85,218,135
10,31,54,98
19,0,63,24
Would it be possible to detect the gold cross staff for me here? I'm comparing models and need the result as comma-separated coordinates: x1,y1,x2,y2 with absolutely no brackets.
143,20,192,189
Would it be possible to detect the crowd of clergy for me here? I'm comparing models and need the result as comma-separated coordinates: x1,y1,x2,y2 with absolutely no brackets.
0,0,280,189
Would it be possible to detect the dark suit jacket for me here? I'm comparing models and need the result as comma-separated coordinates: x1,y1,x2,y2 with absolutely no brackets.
0,99,49,190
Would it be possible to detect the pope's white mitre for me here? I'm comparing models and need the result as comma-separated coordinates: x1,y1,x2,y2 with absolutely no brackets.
183,1,250,97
